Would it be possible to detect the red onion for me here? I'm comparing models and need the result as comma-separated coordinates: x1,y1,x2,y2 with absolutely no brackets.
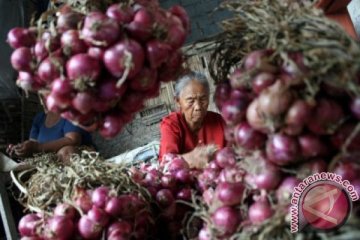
34,33,61,61
218,166,245,183
282,52,307,78
307,98,344,135
198,226,212,240
211,206,241,235
160,202,177,220
54,203,77,220
45,216,74,239
166,16,186,49
91,186,110,208
99,114,124,139
351,97,360,120
353,179,360,197
285,99,312,127
129,67,158,91
215,182,245,207
228,68,246,90
214,82,231,109
57,9,84,33
161,174,176,189
175,169,192,184
126,9,154,42
257,80,293,118
176,188,192,201
298,158,328,177
266,133,300,166
82,11,120,47
246,99,268,133
107,220,132,237
168,157,189,173
38,56,63,84
16,72,41,92
252,72,276,94
215,147,236,168
73,188,92,214
106,4,134,24
198,168,219,191
11,47,34,72
78,215,103,239
87,46,105,60
118,91,145,113
169,5,190,32
105,196,124,217
234,122,266,150
333,162,358,182
244,49,274,71
276,177,301,203
331,123,360,152
61,30,87,55
66,53,101,82
18,214,41,237
142,169,162,188
146,40,171,69
51,77,73,95
72,91,96,114
249,198,273,224
104,39,145,78
298,134,329,158
221,97,249,126
7,27,36,49
88,205,109,227
157,50,183,83
156,189,175,207
208,160,221,171
98,78,127,101
251,160,282,190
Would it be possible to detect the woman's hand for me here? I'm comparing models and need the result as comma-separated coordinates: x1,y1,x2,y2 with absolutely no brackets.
183,145,218,169
14,140,40,158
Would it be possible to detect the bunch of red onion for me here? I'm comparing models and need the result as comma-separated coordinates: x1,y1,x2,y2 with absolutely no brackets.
8,0,189,138
128,154,199,239
18,186,154,239
197,49,360,238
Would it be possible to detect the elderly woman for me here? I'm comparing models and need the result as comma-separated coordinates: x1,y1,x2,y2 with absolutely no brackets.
159,71,226,168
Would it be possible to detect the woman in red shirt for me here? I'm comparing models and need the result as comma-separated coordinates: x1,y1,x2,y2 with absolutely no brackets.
159,71,226,168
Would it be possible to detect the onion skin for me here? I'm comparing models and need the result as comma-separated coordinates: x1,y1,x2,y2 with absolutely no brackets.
82,11,121,47
252,72,276,94
257,80,293,118
246,99,268,133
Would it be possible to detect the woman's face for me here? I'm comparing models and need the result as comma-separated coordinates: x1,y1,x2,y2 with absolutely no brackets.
177,80,209,128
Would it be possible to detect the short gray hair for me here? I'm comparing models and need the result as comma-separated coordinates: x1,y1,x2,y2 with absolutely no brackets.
174,71,210,98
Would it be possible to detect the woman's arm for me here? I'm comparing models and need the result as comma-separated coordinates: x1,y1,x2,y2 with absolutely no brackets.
15,132,82,157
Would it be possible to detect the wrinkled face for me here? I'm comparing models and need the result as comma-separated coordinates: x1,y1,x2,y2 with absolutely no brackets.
177,80,209,128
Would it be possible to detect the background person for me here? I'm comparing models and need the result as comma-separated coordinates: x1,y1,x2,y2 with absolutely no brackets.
159,71,226,168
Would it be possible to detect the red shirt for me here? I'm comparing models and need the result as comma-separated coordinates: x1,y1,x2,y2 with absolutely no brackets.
159,111,226,160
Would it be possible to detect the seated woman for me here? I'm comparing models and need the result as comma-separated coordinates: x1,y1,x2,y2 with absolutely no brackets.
159,71,226,168
7,110,93,163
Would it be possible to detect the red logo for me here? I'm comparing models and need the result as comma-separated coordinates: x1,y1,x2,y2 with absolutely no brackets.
301,183,350,230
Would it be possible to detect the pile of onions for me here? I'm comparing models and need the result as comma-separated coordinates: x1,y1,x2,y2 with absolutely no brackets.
128,154,198,239
18,186,154,240
8,0,189,138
